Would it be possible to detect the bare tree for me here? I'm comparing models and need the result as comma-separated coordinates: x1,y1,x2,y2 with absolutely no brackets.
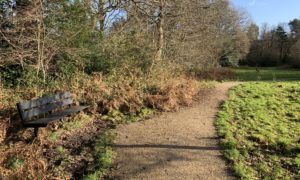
0,0,59,81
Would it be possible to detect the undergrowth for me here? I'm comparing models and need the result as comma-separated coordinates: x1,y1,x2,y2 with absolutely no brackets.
0,64,207,178
189,67,236,81
82,131,115,179
216,82,300,179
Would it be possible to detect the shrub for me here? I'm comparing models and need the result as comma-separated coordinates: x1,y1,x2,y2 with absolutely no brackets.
0,64,23,87
188,67,236,81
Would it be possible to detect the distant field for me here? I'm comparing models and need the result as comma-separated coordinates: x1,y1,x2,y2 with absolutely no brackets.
233,67,300,81
217,82,300,179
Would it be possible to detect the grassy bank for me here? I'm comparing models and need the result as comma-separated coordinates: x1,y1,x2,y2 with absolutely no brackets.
233,67,300,81
217,82,300,179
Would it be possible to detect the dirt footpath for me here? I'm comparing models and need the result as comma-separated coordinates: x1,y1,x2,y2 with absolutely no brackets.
111,82,240,180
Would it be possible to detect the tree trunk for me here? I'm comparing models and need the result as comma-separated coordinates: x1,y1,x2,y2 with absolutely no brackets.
98,0,105,35
280,41,283,62
154,0,166,62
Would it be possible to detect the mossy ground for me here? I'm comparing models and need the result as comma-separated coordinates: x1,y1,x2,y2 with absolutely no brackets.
217,82,300,179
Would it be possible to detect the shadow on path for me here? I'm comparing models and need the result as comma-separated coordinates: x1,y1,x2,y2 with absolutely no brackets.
112,144,222,151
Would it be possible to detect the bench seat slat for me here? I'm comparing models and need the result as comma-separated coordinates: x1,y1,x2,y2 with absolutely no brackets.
19,92,71,110
23,106,89,127
22,98,73,121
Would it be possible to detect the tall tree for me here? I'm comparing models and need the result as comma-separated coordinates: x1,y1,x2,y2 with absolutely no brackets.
276,25,289,62
289,18,300,39
154,0,166,62
247,23,259,42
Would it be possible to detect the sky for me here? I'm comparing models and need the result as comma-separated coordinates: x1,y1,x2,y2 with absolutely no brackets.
231,0,300,28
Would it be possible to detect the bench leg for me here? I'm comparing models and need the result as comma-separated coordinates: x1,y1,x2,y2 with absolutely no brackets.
34,127,39,137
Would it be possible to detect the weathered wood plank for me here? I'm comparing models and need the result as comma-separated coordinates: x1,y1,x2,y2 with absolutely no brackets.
18,92,71,110
17,91,89,130
23,106,89,127
22,98,73,121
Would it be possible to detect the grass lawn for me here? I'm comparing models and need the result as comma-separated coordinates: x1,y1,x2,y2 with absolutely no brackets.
216,82,300,179
233,67,300,81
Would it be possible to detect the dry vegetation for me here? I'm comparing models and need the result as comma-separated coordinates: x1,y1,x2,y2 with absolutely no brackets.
0,67,207,178
189,68,236,81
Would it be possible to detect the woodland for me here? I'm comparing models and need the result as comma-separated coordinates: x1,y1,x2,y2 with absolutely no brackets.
0,0,300,179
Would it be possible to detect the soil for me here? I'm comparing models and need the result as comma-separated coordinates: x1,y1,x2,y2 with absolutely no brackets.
46,119,113,178
110,82,240,180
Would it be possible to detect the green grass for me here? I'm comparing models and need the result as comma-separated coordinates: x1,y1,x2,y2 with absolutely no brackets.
83,131,115,179
47,113,93,142
233,67,300,81
216,82,300,179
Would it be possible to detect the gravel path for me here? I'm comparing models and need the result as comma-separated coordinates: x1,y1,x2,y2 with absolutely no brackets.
111,82,240,180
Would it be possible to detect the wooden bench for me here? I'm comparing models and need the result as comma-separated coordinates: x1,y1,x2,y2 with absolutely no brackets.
17,91,89,137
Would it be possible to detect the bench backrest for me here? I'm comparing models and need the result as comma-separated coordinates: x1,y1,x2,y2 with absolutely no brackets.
17,91,73,123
